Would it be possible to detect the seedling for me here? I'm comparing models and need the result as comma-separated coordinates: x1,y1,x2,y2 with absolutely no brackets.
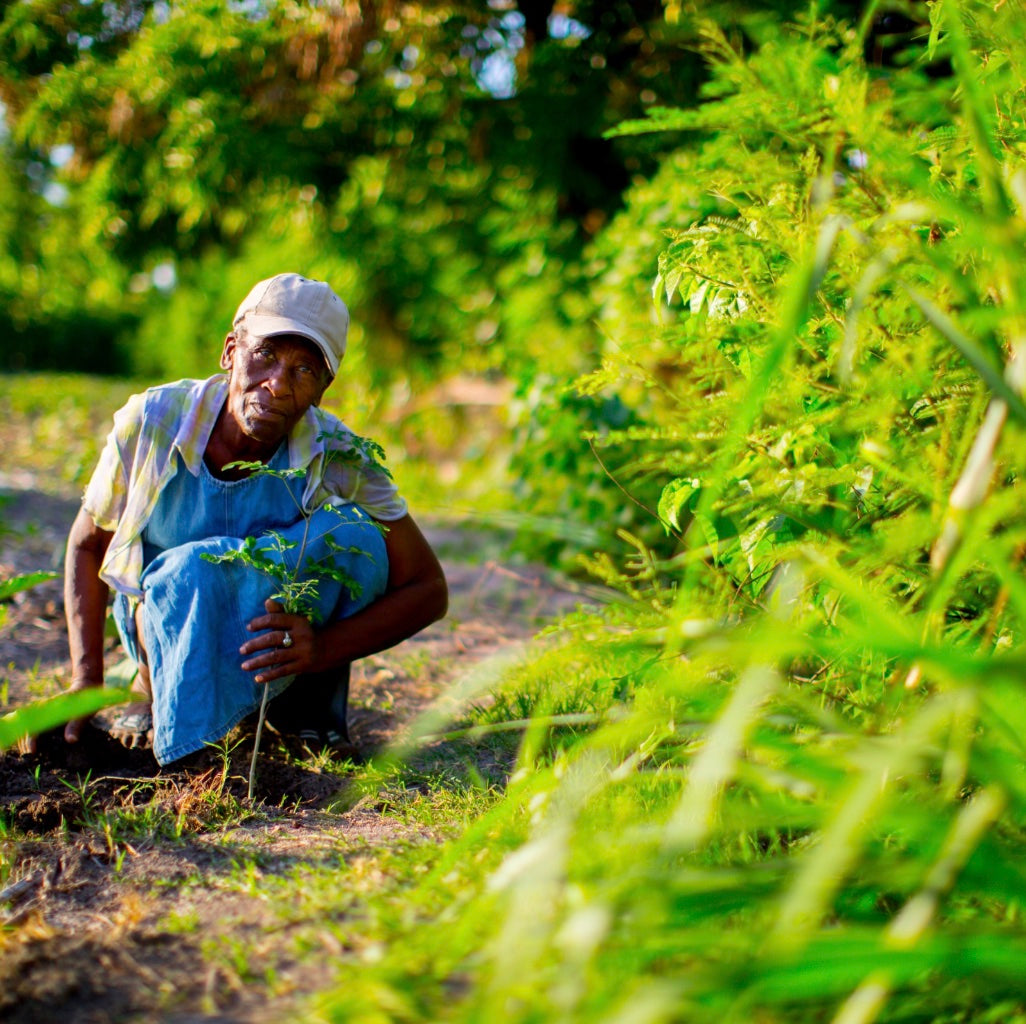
58,771,96,828
204,735,246,801
201,428,386,801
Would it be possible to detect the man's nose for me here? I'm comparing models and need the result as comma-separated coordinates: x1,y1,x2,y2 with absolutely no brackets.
263,362,292,395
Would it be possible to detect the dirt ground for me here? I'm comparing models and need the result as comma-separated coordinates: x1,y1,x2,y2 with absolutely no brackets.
0,486,590,1023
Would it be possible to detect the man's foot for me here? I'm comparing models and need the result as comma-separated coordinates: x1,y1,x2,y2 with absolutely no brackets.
107,704,154,750
296,727,363,763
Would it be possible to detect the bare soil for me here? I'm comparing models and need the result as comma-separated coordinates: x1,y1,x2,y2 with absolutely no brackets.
0,486,590,1023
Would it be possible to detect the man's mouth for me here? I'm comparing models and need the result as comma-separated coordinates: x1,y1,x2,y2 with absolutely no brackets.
249,401,287,421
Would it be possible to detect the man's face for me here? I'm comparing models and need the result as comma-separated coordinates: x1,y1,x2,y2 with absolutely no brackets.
220,330,330,447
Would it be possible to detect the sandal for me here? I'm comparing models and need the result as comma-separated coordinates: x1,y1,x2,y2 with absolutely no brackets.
107,708,154,750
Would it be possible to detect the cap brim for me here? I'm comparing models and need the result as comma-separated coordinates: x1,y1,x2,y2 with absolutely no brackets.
242,314,339,377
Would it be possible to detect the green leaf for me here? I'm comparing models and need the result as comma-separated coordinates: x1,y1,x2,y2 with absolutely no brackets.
902,284,1026,426
0,687,132,750
0,570,59,601
657,478,697,535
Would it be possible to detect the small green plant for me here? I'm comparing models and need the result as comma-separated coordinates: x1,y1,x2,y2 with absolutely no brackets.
205,521,368,621
200,428,385,801
58,772,95,828
164,909,200,935
204,734,246,801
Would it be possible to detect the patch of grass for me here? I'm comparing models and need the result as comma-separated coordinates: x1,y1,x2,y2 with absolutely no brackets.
0,374,148,494
162,908,200,935
389,648,455,684
21,662,61,701
56,767,261,870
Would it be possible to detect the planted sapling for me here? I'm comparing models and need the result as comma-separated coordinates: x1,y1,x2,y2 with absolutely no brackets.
201,428,388,800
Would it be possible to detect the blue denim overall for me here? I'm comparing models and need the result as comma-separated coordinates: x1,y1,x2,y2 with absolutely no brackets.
113,445,388,764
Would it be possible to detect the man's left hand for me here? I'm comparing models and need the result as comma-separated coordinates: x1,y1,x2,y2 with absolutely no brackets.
240,598,320,683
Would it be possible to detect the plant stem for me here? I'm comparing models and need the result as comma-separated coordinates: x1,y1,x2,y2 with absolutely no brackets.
248,488,310,803
248,681,271,802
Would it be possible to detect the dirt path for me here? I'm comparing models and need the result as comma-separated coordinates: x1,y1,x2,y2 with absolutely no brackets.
0,487,591,1023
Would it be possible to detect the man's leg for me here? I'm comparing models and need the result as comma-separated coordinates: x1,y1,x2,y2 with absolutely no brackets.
108,600,154,749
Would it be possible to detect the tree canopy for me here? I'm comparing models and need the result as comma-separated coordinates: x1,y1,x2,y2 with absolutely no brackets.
0,0,722,377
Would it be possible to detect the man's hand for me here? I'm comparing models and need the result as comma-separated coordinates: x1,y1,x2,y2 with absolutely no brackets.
240,599,321,684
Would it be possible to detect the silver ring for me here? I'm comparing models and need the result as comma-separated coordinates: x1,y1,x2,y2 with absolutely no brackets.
281,631,293,649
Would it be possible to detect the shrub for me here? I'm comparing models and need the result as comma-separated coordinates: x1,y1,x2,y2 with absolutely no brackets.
318,7,1026,1023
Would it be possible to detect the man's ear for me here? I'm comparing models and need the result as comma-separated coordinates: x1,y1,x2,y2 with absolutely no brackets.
312,372,333,407
220,332,236,371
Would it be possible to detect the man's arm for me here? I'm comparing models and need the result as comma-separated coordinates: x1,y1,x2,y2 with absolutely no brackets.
63,506,114,741
239,512,448,682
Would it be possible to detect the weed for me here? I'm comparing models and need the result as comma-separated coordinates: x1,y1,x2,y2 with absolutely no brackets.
391,649,453,682
23,661,53,700
205,735,246,801
295,743,362,777
163,909,200,935
57,772,95,828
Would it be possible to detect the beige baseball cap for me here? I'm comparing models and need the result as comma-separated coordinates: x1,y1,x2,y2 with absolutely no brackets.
233,273,349,377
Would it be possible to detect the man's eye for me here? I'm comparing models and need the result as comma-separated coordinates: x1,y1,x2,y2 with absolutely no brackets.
256,346,274,359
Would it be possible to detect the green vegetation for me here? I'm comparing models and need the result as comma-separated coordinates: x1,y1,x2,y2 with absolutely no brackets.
330,6,1026,1021
5,1,1026,1021
0,685,129,751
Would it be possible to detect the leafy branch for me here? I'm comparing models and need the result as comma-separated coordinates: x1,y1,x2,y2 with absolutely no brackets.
200,430,387,800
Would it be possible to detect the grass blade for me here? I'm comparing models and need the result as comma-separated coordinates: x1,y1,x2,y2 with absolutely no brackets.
0,570,59,601
0,687,131,750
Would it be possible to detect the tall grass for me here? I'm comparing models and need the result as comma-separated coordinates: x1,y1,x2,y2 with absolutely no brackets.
309,5,1026,1022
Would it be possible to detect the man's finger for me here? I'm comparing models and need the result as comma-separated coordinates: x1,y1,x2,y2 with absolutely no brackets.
240,629,289,655
245,612,289,634
65,718,85,743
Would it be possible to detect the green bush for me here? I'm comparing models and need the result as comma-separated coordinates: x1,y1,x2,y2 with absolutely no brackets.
314,6,1026,1023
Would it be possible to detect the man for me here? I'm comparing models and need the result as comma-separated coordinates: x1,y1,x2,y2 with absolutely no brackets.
58,272,447,764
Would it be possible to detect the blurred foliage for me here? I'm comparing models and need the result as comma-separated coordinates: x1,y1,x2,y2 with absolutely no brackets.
0,684,129,750
513,0,997,567
302,5,1026,1024
0,0,710,383
0,373,148,492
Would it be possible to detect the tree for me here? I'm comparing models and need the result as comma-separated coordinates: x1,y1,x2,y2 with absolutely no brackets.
0,0,708,375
